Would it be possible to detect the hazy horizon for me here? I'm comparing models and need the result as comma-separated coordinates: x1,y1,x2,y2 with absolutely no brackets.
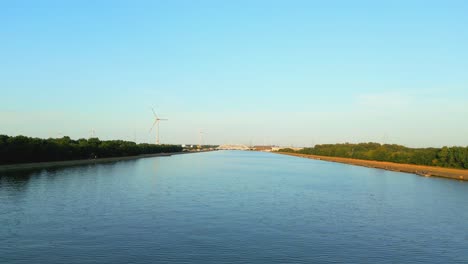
2,1,467,148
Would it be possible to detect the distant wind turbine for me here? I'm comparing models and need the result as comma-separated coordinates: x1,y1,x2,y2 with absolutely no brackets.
89,128,96,138
198,130,206,147
149,108,168,144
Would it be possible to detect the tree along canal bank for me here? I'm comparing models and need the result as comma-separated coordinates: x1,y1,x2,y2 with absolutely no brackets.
0,152,192,172
277,152,468,181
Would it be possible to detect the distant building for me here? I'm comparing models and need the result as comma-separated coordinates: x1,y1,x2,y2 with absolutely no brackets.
271,147,304,152
253,146,273,152
216,144,250,150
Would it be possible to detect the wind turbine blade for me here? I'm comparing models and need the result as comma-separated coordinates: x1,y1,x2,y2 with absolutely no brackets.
149,120,158,133
159,118,168,121
151,107,158,118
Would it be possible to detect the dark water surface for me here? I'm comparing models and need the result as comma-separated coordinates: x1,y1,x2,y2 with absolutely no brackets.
1,151,468,263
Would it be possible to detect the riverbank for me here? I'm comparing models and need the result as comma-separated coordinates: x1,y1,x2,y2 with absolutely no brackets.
0,152,188,172
277,152,468,181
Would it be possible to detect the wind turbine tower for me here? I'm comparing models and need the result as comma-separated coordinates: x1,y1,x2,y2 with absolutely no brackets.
149,108,168,144
89,128,96,138
198,130,205,148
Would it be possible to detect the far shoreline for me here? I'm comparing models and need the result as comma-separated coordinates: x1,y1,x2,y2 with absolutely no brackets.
276,152,468,181
0,152,192,172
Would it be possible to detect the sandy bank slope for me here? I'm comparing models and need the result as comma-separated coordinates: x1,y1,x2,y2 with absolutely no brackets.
277,152,468,181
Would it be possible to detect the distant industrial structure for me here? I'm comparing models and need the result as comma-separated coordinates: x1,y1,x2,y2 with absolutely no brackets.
252,146,303,152
216,145,303,152
253,145,273,151
216,144,250,150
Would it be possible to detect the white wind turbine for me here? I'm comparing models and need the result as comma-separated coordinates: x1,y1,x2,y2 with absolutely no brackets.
198,130,206,148
149,108,168,144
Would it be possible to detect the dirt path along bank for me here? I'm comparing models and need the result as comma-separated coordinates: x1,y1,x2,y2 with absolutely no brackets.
278,152,468,181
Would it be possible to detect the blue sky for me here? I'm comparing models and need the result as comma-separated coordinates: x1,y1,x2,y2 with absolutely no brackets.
1,0,468,147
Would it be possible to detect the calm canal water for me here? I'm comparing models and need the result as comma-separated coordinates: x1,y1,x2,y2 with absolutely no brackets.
1,151,468,263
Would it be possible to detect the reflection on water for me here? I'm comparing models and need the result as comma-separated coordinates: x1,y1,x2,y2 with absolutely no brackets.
0,159,142,190
1,151,468,264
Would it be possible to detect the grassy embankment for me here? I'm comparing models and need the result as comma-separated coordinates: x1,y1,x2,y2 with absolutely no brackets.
0,134,184,172
0,153,178,172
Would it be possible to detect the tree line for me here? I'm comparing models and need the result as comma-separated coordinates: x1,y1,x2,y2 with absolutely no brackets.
0,135,182,165
279,142,468,169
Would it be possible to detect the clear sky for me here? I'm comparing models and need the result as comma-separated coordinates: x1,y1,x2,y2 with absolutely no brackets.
1,0,467,147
